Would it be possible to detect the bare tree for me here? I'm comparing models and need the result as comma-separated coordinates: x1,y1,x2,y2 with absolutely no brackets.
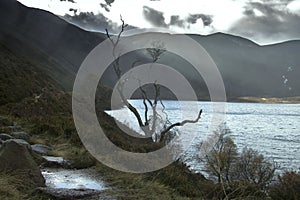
199,124,277,199
232,147,277,189
199,124,237,199
200,124,237,183
105,17,202,143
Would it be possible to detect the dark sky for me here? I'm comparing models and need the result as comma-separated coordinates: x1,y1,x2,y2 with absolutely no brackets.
18,0,300,45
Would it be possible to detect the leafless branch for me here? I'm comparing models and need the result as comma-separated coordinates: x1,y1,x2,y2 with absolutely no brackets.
105,19,203,143
106,16,145,129
160,109,202,143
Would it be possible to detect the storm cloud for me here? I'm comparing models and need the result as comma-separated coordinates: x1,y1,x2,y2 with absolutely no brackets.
187,14,213,26
100,0,115,12
170,15,185,27
229,1,300,44
45,0,300,44
104,0,115,6
60,0,76,3
63,11,118,33
143,6,213,30
143,6,167,27
139,0,300,44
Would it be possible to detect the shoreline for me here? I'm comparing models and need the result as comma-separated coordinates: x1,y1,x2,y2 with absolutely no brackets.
129,97,300,104
231,96,300,104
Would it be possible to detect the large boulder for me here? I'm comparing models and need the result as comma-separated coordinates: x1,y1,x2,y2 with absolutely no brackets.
11,131,30,141
0,133,14,141
41,156,72,168
5,139,31,150
31,144,52,155
0,140,45,187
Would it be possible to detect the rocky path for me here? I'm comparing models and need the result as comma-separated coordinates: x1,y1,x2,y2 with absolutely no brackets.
39,167,114,199
0,119,116,199
42,168,108,190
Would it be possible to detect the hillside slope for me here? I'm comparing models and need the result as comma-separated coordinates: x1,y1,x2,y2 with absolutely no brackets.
1,0,299,99
0,0,106,90
191,33,300,98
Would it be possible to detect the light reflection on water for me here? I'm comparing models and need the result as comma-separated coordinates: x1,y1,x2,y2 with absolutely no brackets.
106,100,300,173
42,168,108,190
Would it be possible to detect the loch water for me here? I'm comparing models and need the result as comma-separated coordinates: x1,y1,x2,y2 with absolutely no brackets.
106,100,300,173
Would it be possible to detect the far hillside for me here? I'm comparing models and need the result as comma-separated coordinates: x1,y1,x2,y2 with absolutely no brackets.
1,0,300,100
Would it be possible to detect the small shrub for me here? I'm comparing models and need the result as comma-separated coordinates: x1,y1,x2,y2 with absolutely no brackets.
201,124,238,184
232,147,277,189
269,171,300,200
200,124,277,199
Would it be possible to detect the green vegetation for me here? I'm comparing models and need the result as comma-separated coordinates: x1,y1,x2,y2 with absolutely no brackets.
0,170,53,200
0,43,56,106
1,107,293,199
0,36,298,199
0,170,30,200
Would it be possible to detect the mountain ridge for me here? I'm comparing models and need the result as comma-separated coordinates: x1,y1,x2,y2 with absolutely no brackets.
1,0,300,102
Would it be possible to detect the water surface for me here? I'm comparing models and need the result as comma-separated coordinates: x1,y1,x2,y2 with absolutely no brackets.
106,100,300,173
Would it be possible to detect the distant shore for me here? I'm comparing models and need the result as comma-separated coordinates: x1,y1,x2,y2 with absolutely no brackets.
231,96,300,104
130,96,300,104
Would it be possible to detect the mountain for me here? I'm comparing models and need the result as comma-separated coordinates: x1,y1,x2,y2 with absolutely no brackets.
0,0,299,102
0,0,106,90
0,0,113,116
0,34,73,117
0,42,57,105
190,33,300,98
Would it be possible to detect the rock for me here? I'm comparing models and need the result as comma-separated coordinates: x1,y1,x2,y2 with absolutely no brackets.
42,156,72,168
8,125,22,131
31,144,52,155
0,140,45,187
5,139,31,150
37,187,102,200
0,133,14,141
0,139,3,145
11,131,30,141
